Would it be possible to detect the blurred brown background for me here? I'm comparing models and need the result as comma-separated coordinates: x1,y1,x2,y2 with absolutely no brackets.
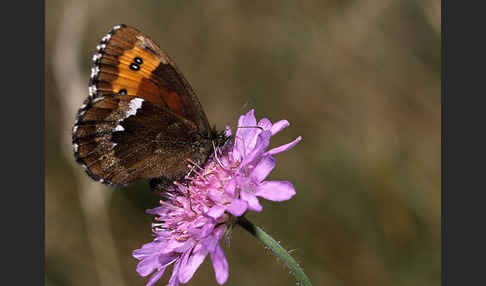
45,1,440,285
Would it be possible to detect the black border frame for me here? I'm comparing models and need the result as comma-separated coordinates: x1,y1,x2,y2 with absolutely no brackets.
4,0,44,285
443,0,486,285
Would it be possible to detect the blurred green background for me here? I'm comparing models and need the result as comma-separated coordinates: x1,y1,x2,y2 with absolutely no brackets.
45,1,440,285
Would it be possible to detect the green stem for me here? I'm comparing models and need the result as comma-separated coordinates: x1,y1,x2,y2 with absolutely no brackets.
236,216,312,286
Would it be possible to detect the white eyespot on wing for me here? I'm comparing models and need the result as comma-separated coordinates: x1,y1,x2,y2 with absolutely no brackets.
126,98,144,117
73,143,79,152
114,124,125,131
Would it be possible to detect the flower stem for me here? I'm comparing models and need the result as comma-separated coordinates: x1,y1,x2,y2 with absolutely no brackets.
236,216,312,286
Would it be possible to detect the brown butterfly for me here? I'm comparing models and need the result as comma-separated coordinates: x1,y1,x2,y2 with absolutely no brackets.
72,24,226,188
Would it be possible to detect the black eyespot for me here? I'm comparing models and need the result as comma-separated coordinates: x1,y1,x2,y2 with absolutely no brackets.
129,63,140,71
119,89,127,95
134,57,143,64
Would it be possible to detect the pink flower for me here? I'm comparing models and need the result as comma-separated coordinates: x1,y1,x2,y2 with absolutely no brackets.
211,109,302,215
132,190,229,286
133,109,301,286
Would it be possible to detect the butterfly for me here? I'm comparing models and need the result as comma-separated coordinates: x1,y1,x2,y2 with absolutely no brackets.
72,24,227,189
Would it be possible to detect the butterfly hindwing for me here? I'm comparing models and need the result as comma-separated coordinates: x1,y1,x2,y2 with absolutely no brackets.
73,94,211,186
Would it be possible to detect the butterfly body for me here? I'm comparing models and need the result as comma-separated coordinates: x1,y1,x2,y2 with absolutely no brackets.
72,24,225,187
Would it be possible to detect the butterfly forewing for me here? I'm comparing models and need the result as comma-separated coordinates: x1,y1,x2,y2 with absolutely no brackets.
89,25,211,133
73,24,215,186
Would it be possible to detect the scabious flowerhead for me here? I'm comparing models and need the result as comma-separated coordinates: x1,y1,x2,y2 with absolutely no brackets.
133,109,301,286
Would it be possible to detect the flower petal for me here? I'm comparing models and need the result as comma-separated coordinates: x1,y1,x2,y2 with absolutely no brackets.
168,260,181,286
211,244,229,285
242,131,271,165
146,206,167,215
201,234,218,253
256,181,296,201
224,178,236,196
266,136,302,155
224,125,232,137
235,110,262,156
177,248,191,282
236,110,257,144
214,225,227,240
249,155,276,183
238,109,256,128
147,267,166,286
133,243,161,260
178,244,208,283
227,199,248,216
164,239,189,254
258,117,272,131
208,188,225,202
194,220,215,238
269,120,289,135
240,191,262,211
207,205,226,219
136,255,159,277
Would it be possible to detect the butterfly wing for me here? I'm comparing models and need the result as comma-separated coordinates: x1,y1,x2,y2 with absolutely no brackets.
73,24,213,186
89,24,211,135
